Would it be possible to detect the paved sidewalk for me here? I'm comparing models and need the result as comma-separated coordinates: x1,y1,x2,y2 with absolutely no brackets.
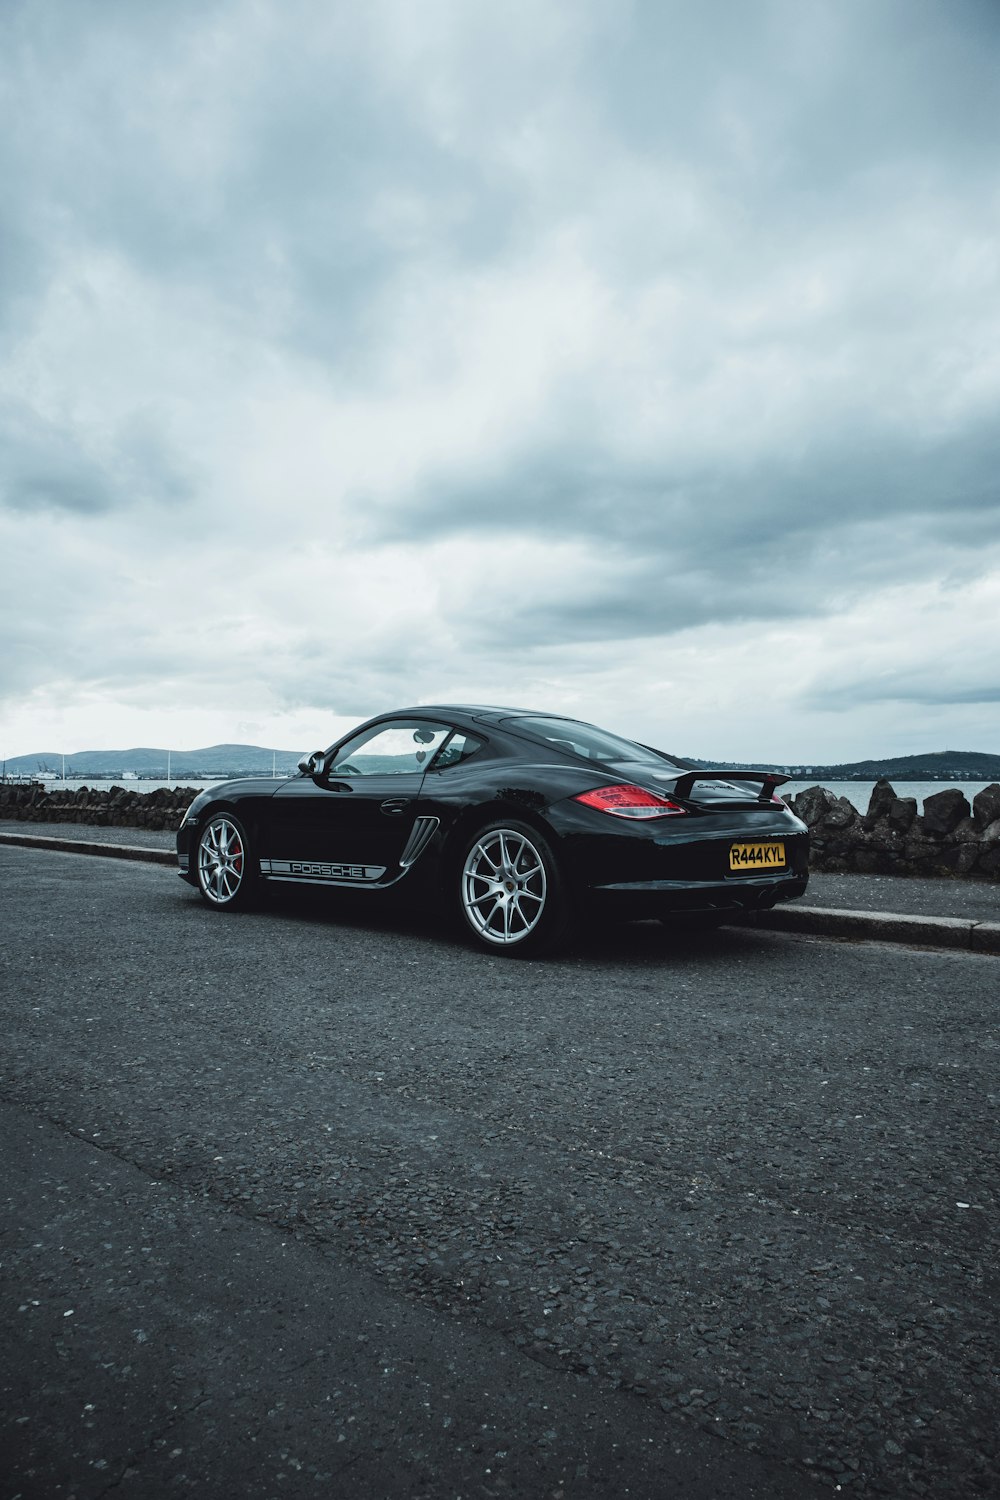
757,871,999,954
2,820,997,954
0,818,174,851
805,870,997,922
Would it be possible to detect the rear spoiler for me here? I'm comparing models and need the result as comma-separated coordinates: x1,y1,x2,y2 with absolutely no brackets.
670,769,790,804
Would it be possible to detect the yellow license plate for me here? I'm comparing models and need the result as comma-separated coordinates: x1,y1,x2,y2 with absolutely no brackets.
729,841,786,872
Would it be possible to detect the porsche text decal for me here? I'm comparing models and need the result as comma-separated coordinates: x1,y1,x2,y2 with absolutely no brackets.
262,859,386,882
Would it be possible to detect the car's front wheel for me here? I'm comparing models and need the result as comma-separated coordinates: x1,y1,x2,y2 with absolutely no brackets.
196,812,257,910
458,820,573,955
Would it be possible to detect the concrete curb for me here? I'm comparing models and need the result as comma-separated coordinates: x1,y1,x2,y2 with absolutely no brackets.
0,830,174,866
3,831,998,953
755,904,1000,954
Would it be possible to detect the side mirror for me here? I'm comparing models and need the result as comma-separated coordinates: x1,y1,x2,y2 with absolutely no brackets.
297,750,326,777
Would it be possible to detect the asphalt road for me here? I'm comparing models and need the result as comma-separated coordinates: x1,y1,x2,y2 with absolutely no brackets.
1,846,997,1499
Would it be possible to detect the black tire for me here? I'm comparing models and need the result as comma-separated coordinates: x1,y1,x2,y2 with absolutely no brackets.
457,819,575,956
195,812,258,911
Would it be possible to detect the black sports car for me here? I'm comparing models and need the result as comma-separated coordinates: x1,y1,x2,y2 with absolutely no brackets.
177,705,808,954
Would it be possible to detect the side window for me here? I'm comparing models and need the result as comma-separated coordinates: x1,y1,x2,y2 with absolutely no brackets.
329,721,450,776
431,732,484,771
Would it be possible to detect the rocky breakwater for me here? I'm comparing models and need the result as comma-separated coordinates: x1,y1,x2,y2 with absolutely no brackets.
4,778,1000,880
0,783,198,832
786,779,1000,880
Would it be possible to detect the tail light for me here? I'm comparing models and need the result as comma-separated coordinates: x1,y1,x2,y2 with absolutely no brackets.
574,784,688,819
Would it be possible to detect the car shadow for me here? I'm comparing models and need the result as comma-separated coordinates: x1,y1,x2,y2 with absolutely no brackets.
174,881,781,967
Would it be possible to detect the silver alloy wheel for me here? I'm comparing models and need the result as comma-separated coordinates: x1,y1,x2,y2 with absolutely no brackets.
461,826,547,946
197,816,246,905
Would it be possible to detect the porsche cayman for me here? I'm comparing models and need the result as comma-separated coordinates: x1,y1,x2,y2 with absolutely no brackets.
176,705,809,954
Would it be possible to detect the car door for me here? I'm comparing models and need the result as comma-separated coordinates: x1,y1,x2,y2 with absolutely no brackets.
264,719,452,885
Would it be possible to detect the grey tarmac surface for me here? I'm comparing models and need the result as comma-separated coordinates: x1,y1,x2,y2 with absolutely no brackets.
1,844,998,1498
2,1101,806,1500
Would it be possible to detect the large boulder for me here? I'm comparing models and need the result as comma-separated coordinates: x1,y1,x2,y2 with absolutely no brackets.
864,778,897,825
788,786,835,827
822,795,858,830
920,788,971,836
887,796,918,833
864,777,918,834
952,844,983,876
973,784,1000,830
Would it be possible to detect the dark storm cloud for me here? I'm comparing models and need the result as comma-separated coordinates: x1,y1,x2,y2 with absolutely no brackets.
5,0,999,398
0,400,193,517
0,0,521,373
361,408,1000,645
0,401,117,515
373,419,1000,546
0,209,48,344
598,0,1000,185
802,667,1000,712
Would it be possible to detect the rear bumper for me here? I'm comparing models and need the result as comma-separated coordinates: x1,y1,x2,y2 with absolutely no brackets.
584,868,808,920
547,800,809,908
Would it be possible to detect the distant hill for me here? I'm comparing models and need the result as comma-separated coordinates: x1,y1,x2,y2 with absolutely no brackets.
1,744,305,778
689,750,1000,781
4,743,999,783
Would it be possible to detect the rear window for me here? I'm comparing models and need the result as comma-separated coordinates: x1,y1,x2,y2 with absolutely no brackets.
506,716,686,771
431,731,483,770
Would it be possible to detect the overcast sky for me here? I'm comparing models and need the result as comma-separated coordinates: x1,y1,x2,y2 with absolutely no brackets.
2,0,999,763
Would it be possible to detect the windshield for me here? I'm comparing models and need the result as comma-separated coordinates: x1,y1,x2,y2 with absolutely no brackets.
506,716,687,771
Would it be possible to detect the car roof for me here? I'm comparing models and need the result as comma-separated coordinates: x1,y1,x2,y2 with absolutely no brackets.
389,704,576,726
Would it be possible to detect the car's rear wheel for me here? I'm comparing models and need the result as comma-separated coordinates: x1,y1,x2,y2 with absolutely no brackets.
458,820,573,955
196,812,257,910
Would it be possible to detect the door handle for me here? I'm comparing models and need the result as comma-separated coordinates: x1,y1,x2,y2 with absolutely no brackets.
380,798,412,816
